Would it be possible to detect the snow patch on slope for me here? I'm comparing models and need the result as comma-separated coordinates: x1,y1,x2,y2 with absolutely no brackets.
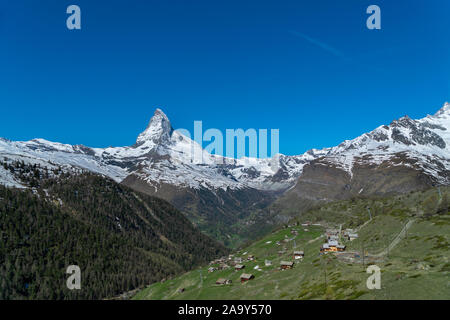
0,165,26,188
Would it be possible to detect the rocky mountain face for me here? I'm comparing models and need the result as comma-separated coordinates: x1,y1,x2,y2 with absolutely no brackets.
0,109,312,245
1,103,450,245
271,103,450,218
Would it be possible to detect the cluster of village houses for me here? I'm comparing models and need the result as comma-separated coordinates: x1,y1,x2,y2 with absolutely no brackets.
207,225,310,285
209,249,307,285
320,228,358,253
208,253,266,284
203,223,359,287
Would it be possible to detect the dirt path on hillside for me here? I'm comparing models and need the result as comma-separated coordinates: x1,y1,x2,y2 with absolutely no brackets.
356,218,372,232
307,234,324,244
369,189,441,258
370,219,415,258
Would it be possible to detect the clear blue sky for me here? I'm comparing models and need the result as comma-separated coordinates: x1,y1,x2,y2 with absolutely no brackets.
0,0,449,156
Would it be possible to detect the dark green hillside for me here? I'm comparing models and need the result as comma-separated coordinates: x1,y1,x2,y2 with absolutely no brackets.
0,166,228,299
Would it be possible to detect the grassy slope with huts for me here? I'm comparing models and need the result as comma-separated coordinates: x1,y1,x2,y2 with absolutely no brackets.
133,187,450,300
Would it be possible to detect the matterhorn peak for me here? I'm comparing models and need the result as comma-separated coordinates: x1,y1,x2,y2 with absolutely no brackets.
136,108,173,145
434,102,450,117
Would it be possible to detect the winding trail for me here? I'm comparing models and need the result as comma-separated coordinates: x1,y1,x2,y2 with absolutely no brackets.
370,219,415,258
356,218,373,232
370,188,444,257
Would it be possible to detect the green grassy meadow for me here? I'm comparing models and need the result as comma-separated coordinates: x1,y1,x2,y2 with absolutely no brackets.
133,187,450,300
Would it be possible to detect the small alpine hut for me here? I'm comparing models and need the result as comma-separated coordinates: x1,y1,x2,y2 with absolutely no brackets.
320,243,331,253
280,261,294,270
293,250,304,259
320,242,346,253
347,233,359,241
235,264,245,271
240,273,254,283
216,278,232,285
219,263,229,270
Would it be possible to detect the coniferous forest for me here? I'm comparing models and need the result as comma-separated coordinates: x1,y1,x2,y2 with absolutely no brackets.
0,161,228,299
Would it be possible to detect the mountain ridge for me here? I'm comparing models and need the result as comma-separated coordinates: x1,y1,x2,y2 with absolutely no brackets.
1,102,450,245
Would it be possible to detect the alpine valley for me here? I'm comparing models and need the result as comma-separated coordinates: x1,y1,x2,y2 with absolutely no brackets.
1,102,450,247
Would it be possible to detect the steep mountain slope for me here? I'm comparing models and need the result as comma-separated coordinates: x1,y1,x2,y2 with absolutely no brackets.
0,109,318,245
133,187,450,300
270,103,450,219
1,103,450,245
311,102,450,185
0,109,321,191
0,160,228,299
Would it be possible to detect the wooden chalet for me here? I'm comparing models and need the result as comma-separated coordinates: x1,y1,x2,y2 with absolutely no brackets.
280,261,294,269
235,264,245,271
216,278,232,285
293,250,304,259
240,273,254,283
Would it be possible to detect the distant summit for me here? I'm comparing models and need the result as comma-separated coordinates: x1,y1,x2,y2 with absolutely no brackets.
136,108,173,146
434,102,450,117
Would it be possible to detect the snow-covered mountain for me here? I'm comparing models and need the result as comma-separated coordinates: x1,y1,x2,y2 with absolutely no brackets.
271,102,450,218
312,102,450,185
0,108,319,191
1,102,450,244
2,102,450,193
